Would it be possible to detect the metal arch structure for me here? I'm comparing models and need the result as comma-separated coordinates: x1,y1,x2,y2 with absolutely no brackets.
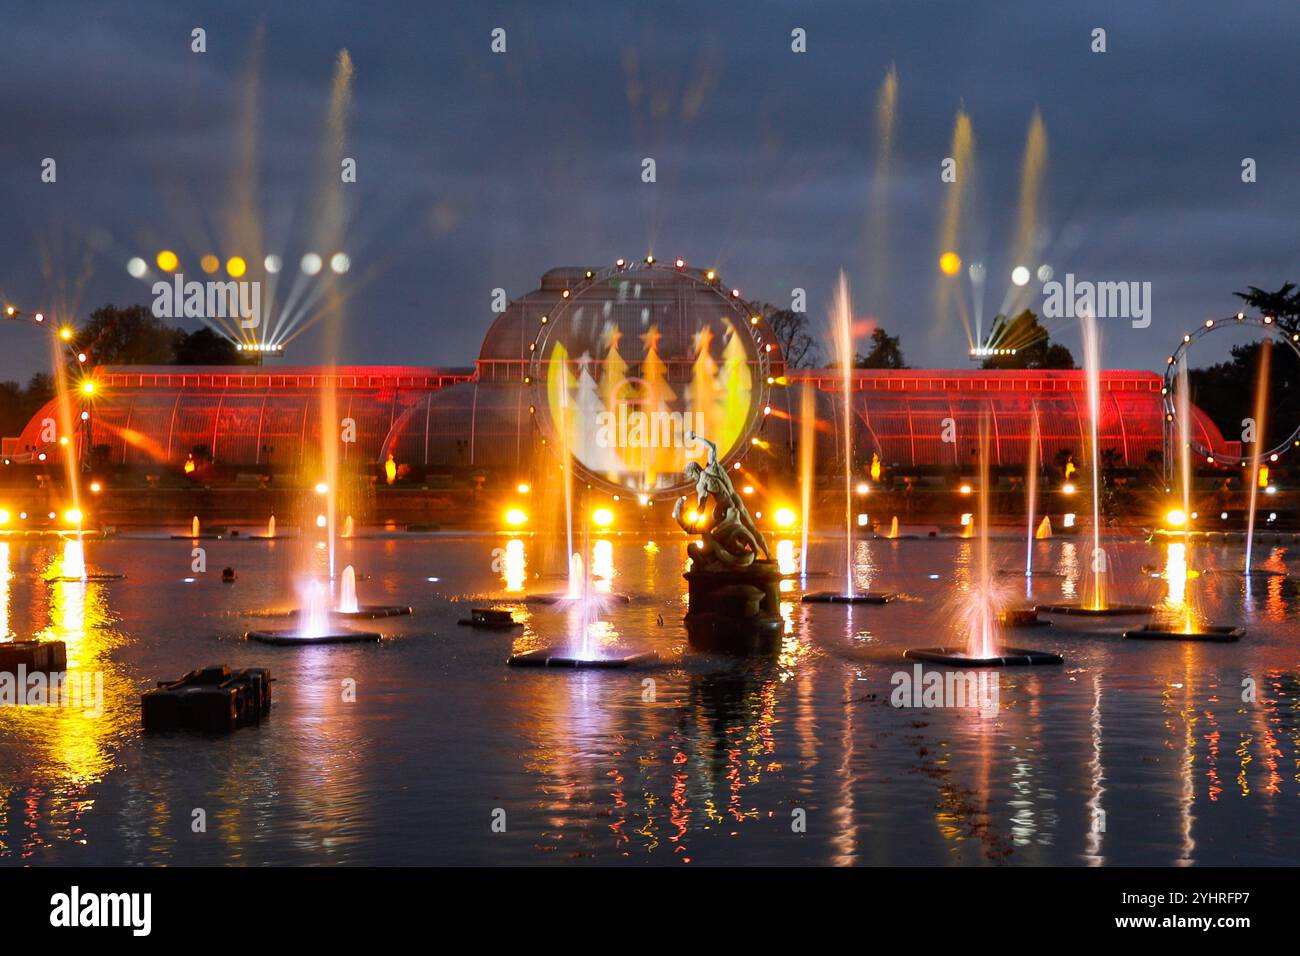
1161,312,1300,482
524,258,778,499
2,304,96,468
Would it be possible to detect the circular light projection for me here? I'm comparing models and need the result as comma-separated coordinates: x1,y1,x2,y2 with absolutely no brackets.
1011,266,1031,286
527,262,774,498
1037,264,1054,282
301,253,323,276
156,250,179,272
330,252,351,274
939,252,961,276
968,261,986,282
226,256,247,278
1163,313,1300,466
264,254,282,274
126,257,147,278
200,254,220,274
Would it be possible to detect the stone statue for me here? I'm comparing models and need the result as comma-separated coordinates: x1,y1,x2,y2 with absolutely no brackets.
674,433,782,651
673,432,770,571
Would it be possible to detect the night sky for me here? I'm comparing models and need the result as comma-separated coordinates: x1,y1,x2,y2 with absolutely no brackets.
1,0,1297,381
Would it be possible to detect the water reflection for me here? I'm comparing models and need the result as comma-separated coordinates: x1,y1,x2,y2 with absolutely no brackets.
2,535,1300,865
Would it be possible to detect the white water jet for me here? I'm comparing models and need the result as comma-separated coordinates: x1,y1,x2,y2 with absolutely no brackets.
833,273,855,598
798,385,815,578
966,416,999,660
62,539,87,582
1080,313,1106,610
1025,405,1041,578
1244,340,1272,576
338,565,359,614
566,553,584,600
300,579,329,638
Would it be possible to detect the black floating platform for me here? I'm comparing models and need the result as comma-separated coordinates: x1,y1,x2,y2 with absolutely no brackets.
458,608,521,629
142,664,272,733
48,573,126,582
296,605,411,620
905,646,1064,667
997,569,1064,578
507,648,659,669
801,591,895,604
1036,603,1152,617
524,592,632,605
246,627,381,646
998,608,1050,628
1123,624,1244,643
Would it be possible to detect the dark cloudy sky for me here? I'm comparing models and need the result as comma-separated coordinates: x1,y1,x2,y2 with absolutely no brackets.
1,0,1297,381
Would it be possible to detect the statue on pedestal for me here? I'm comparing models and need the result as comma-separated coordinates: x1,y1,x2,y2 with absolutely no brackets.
674,432,782,651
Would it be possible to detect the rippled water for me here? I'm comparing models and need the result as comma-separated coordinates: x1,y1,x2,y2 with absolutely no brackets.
1,530,1298,865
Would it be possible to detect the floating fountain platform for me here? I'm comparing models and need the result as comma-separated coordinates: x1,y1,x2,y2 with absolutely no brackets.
997,607,1051,628
524,592,632,605
0,639,67,674
142,664,271,732
905,646,1064,667
286,605,411,620
333,605,411,619
507,648,658,668
801,591,895,604
997,569,1063,578
245,627,381,646
48,572,126,582
1123,624,1244,643
1036,603,1152,617
458,608,521,629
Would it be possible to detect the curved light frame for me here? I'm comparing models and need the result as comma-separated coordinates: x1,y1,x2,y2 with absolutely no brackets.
1162,312,1300,465
525,259,777,499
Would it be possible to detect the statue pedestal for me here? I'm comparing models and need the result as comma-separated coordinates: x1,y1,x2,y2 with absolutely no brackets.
683,559,784,653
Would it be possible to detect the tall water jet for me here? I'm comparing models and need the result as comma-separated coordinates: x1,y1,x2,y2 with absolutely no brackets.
804,310,898,606
1081,312,1106,610
267,514,276,538
1011,109,1048,279
907,412,1062,667
1039,315,1150,618
866,64,898,310
301,579,330,639
969,415,997,659
192,516,200,539
798,385,815,578
1024,403,1040,583
566,553,584,601
1244,339,1273,576
338,565,359,614
935,106,974,345
834,272,855,599
342,515,354,539
61,538,86,583
314,50,354,584
1124,354,1244,642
